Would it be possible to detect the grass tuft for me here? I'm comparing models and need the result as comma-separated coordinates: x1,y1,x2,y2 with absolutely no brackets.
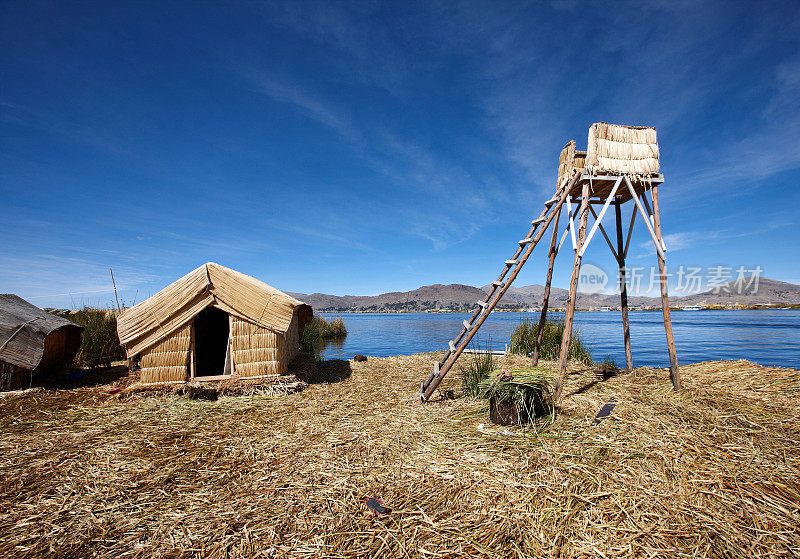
508,314,592,365
323,317,347,338
300,316,348,360
479,367,552,404
459,342,496,399
63,308,125,367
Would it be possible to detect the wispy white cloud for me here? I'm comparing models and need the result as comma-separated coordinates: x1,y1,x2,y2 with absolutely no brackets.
636,218,795,257
0,254,160,308
246,71,363,144
261,221,373,252
238,70,508,250
655,232,697,253
679,53,800,191
258,1,410,93
459,2,800,203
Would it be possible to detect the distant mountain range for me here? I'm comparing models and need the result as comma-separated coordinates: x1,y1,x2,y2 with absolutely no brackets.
290,278,800,312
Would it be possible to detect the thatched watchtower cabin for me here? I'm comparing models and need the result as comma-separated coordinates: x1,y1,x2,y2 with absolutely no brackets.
0,294,83,390
116,263,313,384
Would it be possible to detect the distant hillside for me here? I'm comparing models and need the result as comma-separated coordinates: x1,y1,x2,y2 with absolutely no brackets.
672,278,800,306
290,277,800,312
289,284,487,312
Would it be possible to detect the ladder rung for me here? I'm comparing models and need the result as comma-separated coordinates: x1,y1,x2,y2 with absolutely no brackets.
544,196,558,206
531,217,545,225
518,237,533,245
476,300,488,308
432,361,440,378
462,320,471,330
505,259,517,266
449,340,456,352
492,280,504,287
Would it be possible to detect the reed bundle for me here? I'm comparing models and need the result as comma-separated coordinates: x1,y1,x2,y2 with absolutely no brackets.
586,122,660,175
479,367,552,404
1,354,798,557
479,366,554,425
556,140,587,187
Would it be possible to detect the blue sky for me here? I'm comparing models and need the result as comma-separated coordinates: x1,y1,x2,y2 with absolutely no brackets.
1,1,799,309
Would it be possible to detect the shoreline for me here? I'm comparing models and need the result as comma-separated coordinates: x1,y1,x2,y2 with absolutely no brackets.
318,307,800,313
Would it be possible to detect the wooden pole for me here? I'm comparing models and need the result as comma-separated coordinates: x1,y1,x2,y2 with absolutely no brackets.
553,179,590,401
532,205,562,364
614,200,633,373
189,321,196,381
110,268,121,312
587,205,619,260
624,176,665,261
650,186,681,390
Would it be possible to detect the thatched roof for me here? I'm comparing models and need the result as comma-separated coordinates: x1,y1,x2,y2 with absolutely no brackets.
117,263,312,357
0,294,83,370
585,122,659,175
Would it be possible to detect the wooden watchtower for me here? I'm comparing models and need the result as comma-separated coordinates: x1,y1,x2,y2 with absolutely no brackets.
420,122,680,402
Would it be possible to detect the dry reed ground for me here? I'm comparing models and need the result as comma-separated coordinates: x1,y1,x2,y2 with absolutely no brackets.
1,353,799,558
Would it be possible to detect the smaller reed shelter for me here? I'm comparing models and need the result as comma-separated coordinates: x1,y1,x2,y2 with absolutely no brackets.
117,263,313,384
0,294,83,390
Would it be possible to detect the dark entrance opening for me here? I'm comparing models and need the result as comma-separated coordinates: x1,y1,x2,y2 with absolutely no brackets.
193,307,229,377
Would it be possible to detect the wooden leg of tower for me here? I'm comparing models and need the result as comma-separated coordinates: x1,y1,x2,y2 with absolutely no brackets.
614,200,633,373
651,185,681,390
553,180,590,401
533,206,561,365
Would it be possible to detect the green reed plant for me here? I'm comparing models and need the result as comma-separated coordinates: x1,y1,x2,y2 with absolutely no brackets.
66,308,126,366
508,314,592,365
300,315,348,360
479,367,553,412
459,341,497,399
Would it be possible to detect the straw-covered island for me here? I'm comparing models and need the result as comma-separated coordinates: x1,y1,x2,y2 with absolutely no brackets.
1,350,799,557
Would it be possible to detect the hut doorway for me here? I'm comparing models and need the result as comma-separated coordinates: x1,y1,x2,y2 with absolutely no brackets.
193,307,230,377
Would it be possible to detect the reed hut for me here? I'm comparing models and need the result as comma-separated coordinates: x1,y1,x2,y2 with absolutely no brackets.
0,294,83,390
116,263,313,384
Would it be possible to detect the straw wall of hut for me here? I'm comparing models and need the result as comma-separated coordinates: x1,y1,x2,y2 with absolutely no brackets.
585,122,659,175
230,313,299,377
556,140,587,186
117,263,312,384
139,322,192,384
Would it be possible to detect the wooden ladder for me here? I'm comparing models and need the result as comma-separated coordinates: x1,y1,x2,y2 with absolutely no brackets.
419,172,580,402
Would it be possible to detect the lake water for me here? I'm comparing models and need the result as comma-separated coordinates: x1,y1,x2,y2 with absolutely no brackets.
318,310,800,369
